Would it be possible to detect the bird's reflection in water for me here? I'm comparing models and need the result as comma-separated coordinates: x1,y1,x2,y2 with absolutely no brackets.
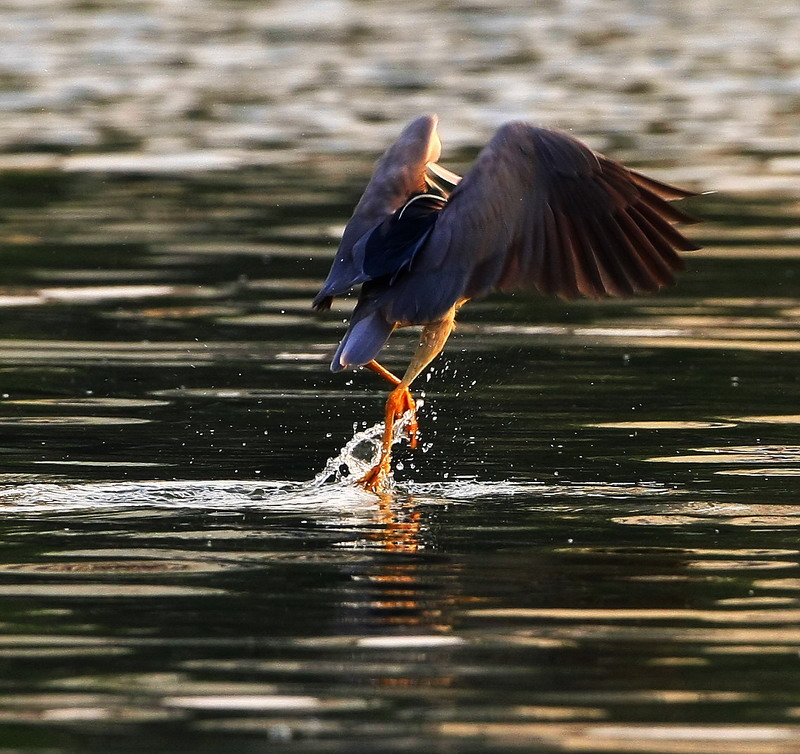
352,497,460,692
350,494,461,653
371,493,425,553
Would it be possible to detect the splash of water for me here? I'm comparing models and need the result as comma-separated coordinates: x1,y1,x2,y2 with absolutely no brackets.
310,410,416,487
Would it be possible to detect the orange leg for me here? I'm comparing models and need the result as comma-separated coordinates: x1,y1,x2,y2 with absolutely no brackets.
357,384,417,493
366,360,419,448
365,360,401,386
358,307,459,494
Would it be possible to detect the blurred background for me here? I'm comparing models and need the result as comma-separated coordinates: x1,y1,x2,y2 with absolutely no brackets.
0,0,798,195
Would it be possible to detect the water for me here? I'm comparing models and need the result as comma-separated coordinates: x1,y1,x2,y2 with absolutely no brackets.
1,162,800,754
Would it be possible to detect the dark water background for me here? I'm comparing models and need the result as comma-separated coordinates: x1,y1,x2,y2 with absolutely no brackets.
0,161,799,754
1,0,800,750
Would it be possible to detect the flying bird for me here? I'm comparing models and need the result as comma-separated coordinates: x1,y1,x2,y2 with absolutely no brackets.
313,115,699,492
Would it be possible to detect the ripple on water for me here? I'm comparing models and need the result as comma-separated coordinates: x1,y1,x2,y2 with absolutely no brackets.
150,387,360,400
726,414,800,424
0,416,151,427
715,468,800,477
587,420,737,430
0,477,679,515
0,693,179,724
0,584,223,597
612,501,800,528
431,723,800,754
0,559,232,576
163,695,370,712
0,479,374,515
29,460,168,468
5,397,170,408
647,445,800,464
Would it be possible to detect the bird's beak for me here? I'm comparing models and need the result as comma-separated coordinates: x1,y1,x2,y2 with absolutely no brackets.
425,162,462,196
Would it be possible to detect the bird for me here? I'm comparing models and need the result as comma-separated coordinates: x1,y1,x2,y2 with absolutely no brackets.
313,115,700,493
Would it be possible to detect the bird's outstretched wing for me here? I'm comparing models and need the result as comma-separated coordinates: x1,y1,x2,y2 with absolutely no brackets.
426,123,700,301
312,115,443,310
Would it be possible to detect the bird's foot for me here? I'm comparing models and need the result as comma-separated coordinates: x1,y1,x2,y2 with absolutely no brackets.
357,457,392,494
378,384,419,448
397,387,418,449
357,385,419,494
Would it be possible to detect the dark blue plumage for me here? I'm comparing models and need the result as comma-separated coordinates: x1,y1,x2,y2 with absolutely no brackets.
326,193,449,372
362,194,445,282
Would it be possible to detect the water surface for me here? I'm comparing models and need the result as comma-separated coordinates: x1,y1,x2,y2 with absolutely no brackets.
1,167,800,753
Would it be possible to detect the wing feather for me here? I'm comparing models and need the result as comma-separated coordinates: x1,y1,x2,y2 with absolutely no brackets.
601,213,662,293
562,211,605,299
635,201,701,251
426,123,699,303
628,168,697,200
552,211,586,299
540,203,562,296
615,208,678,286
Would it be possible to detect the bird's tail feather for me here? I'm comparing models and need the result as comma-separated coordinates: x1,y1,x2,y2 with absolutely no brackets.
331,310,394,372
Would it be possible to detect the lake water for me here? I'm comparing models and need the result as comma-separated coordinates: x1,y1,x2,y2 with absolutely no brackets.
0,160,799,753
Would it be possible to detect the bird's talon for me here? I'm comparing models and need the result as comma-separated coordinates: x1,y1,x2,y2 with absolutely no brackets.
406,414,419,449
357,462,391,494
396,388,419,449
